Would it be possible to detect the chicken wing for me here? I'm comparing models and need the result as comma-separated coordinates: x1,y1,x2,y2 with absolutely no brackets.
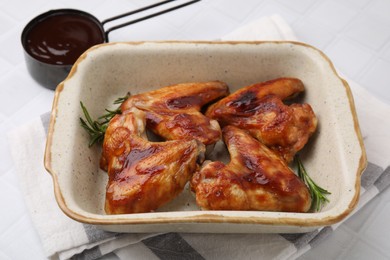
206,78,317,162
191,125,311,212
102,108,205,214
121,81,229,145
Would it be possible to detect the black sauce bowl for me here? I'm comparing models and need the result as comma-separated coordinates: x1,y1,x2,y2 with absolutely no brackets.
21,1,200,90
21,9,105,90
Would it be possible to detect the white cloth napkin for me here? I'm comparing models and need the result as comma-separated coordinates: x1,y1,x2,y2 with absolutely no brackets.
8,15,390,260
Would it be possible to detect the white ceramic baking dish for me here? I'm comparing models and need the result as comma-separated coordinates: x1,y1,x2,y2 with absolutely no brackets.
44,41,366,233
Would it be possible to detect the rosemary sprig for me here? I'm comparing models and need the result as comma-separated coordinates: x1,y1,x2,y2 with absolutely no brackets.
295,155,331,212
113,95,129,105
80,93,130,147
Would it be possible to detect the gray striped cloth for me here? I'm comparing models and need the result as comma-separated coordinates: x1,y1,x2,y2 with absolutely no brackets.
8,15,390,260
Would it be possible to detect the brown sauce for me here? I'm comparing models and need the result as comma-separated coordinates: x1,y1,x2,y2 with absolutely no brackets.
24,13,104,65
166,95,203,109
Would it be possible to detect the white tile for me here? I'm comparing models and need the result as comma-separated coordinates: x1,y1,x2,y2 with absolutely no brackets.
0,11,16,36
292,18,335,49
243,1,300,26
180,7,238,40
0,68,43,116
0,120,16,174
0,57,12,75
342,0,371,8
93,0,150,26
57,0,106,12
93,0,202,41
360,58,390,104
324,37,373,78
0,172,26,234
34,2,69,14
93,0,193,33
341,239,389,260
41,1,67,8
159,0,205,29
1,0,48,22
107,17,180,42
210,0,266,22
0,27,25,66
117,0,160,9
0,252,12,260
307,1,358,32
96,0,203,32
345,14,390,50
382,43,390,62
276,0,318,13
8,88,54,127
367,0,390,24
0,114,6,125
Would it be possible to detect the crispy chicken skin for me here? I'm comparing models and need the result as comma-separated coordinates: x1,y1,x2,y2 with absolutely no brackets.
205,78,317,162
101,108,205,214
120,81,229,145
191,125,311,212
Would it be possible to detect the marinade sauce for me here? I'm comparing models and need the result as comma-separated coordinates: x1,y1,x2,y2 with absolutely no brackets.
24,13,104,65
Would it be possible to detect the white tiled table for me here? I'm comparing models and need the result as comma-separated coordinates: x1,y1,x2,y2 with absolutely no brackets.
1,0,389,259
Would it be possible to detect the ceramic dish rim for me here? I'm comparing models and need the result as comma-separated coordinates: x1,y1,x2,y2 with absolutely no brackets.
44,40,367,228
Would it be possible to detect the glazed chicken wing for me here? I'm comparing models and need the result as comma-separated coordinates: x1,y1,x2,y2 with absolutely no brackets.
101,108,205,214
121,81,229,145
191,125,311,212
206,78,317,162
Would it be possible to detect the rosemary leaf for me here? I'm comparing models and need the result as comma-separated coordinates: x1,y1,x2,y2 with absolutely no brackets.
113,93,131,104
79,93,130,147
79,117,95,135
295,155,331,212
89,133,104,147
80,102,95,129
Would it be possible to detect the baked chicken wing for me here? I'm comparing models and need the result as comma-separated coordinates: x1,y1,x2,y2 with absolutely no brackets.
191,125,311,212
101,108,205,214
121,81,229,145
206,78,317,162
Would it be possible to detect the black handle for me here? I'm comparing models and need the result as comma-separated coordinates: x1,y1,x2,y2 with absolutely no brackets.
102,0,201,41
